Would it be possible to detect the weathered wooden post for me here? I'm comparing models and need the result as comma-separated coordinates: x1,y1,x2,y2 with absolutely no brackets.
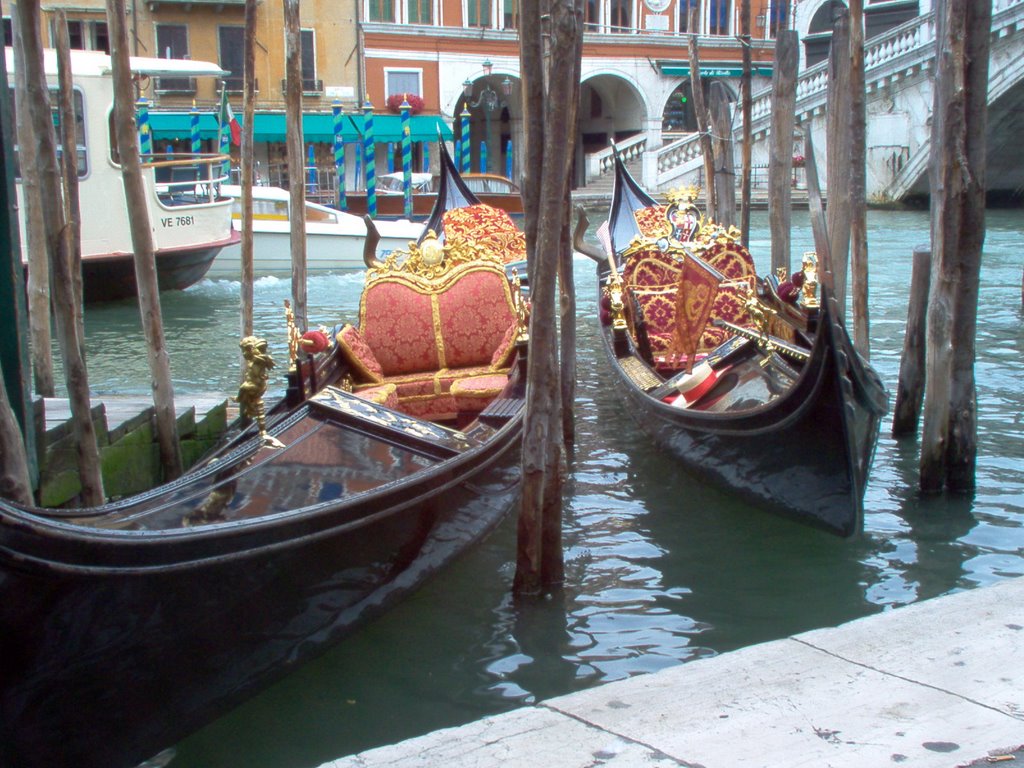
107,0,183,482
239,0,257,341
920,0,990,493
688,30,717,220
892,246,931,436
19,0,105,502
0,29,34,502
515,0,582,596
768,30,798,278
739,0,752,243
11,11,54,397
709,81,735,230
826,5,852,315
55,12,85,347
284,0,307,332
848,0,870,358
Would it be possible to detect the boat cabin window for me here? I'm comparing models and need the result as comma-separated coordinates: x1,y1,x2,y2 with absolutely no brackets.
305,203,339,224
230,198,290,220
7,86,88,178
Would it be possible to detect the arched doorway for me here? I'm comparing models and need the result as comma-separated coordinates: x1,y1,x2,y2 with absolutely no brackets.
804,1,847,68
456,73,517,181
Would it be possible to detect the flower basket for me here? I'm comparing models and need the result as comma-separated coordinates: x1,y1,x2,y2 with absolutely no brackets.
792,154,806,168
386,93,424,114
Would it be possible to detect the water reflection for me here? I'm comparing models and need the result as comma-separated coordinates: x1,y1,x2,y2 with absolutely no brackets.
57,209,1023,768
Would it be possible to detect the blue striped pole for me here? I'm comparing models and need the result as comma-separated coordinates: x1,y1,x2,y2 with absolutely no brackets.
479,140,487,174
136,98,152,157
332,100,347,210
189,103,200,155
460,107,471,174
423,142,430,173
363,96,376,218
400,96,412,219
505,139,513,180
387,143,395,174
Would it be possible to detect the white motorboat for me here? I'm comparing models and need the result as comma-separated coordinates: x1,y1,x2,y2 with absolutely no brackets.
8,47,238,302
212,184,423,276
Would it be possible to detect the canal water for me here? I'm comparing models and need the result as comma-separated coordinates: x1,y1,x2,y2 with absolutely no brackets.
67,208,1023,768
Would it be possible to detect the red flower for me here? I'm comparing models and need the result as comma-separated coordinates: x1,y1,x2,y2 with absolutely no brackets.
386,93,424,114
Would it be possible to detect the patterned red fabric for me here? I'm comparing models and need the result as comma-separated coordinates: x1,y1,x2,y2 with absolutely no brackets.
335,324,383,383
353,383,398,409
436,268,516,369
451,374,508,412
359,281,438,375
698,241,757,350
673,257,721,363
633,205,671,240
490,321,518,369
442,204,527,264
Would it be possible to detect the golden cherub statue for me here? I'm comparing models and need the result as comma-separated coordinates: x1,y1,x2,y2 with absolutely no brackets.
237,335,284,448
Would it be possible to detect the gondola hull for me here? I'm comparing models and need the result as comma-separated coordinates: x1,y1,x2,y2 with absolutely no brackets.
596,266,885,537
0,391,523,768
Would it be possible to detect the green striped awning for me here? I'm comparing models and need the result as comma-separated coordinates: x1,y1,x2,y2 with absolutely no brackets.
149,111,452,143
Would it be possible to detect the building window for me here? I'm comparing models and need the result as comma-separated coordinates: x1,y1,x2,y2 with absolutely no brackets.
678,0,696,33
502,0,518,29
708,0,730,35
386,69,421,100
155,24,192,93
768,0,787,36
583,0,600,31
218,26,245,91
61,19,109,53
609,0,630,32
367,0,396,22
408,0,432,24
301,29,320,91
466,0,491,28
3,18,12,47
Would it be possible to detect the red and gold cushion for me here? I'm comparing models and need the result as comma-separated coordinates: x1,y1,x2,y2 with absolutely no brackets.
335,324,383,383
442,204,527,264
622,245,682,289
451,373,508,412
436,266,516,369
490,321,518,370
352,382,398,409
359,279,439,376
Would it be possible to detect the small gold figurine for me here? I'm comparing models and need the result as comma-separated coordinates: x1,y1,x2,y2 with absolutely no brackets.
800,252,820,308
237,335,285,448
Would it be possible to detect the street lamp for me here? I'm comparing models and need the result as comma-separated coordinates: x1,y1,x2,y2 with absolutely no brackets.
462,65,514,175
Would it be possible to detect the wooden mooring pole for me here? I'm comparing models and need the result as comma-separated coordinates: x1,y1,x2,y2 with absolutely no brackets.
849,0,870,359
17,0,106,503
688,30,716,221
12,10,55,399
710,82,735,230
768,31,798,279
739,0,752,244
239,0,257,342
891,246,931,437
826,5,852,315
920,0,990,493
107,0,183,482
284,0,308,333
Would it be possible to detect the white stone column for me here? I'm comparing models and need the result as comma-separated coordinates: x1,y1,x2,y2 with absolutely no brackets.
642,117,662,190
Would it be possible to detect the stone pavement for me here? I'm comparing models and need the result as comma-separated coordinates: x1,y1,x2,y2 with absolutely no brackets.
320,576,1024,768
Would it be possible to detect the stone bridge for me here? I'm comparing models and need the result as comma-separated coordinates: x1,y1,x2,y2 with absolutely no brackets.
627,0,1024,204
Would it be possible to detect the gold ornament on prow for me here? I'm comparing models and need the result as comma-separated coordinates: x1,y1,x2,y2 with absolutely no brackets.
284,299,302,370
800,251,820,309
236,335,285,448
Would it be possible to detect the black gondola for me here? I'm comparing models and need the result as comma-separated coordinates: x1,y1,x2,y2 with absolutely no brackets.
0,144,529,768
575,151,887,537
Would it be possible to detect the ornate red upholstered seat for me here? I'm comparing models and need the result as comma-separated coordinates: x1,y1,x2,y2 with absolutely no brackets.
335,214,526,421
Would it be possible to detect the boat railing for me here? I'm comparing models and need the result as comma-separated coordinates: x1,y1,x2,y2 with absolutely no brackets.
145,152,232,206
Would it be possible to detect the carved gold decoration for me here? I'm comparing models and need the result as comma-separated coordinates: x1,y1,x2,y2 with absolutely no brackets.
369,228,505,282
284,300,301,370
740,283,781,365
604,272,628,331
664,185,702,207
511,269,530,343
800,251,820,309
236,335,285,448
